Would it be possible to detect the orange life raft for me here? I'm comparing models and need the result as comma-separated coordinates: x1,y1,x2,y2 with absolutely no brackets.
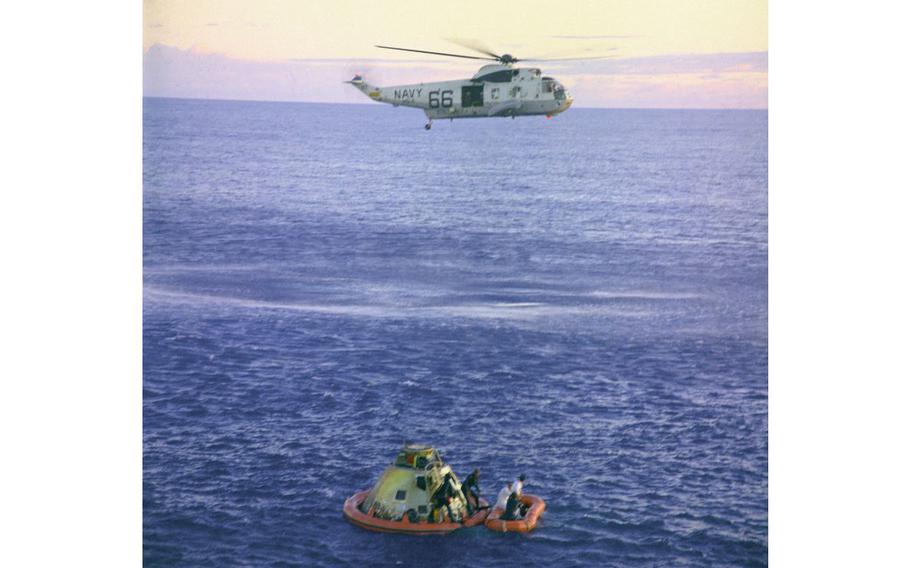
484,494,546,533
343,490,490,535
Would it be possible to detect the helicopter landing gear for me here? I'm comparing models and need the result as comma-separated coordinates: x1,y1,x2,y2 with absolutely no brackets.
424,120,432,130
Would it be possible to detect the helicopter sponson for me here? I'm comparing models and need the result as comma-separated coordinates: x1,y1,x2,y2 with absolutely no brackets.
346,63,573,130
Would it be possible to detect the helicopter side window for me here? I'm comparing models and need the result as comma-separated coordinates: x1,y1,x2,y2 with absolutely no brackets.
461,85,484,107
543,81,553,93
491,88,500,100
395,490,407,500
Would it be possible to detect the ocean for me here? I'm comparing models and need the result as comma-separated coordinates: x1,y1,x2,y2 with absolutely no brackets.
143,97,767,567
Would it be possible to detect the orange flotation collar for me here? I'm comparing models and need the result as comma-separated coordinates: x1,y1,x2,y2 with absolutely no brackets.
343,490,490,535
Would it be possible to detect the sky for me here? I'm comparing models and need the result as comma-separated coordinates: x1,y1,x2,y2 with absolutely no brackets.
143,0,767,109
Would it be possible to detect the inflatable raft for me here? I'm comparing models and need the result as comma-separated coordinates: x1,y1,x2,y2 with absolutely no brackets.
484,494,546,533
343,444,490,535
344,490,489,534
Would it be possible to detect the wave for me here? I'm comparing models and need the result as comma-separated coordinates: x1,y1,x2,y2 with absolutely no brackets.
144,286,665,321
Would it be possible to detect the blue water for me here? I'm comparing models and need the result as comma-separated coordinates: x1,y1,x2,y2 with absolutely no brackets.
143,98,767,567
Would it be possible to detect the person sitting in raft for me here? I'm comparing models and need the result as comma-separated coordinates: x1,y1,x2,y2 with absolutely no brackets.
500,490,523,521
513,473,529,515
461,468,481,514
494,481,513,511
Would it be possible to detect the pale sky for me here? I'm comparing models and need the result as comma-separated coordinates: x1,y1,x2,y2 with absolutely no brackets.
144,0,767,108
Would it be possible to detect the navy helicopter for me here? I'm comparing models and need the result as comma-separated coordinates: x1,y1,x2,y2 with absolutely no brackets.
346,41,614,129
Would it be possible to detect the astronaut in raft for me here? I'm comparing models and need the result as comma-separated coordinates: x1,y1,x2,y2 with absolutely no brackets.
494,474,528,520
484,473,546,533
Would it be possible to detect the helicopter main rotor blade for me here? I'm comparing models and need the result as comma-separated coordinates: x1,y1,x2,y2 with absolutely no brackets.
446,38,502,60
521,54,620,62
374,45,497,61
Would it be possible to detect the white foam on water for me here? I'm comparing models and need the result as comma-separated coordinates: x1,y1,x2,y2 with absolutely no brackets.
145,286,395,317
587,290,702,300
145,287,664,322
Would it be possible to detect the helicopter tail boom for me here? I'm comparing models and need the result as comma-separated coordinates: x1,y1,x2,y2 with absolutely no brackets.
345,75,382,101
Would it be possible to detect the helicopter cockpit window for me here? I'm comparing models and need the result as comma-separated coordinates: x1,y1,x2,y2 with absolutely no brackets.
542,80,554,93
553,83,566,101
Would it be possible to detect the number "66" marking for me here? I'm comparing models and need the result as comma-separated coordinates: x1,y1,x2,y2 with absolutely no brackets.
428,90,453,108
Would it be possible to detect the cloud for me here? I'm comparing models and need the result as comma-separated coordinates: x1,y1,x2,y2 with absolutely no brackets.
550,34,641,40
143,44,471,104
551,51,768,76
567,71,767,109
551,52,768,109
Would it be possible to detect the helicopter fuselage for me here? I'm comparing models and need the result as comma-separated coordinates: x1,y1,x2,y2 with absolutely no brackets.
348,64,573,126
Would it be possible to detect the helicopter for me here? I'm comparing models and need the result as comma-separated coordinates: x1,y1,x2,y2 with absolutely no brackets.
346,42,614,129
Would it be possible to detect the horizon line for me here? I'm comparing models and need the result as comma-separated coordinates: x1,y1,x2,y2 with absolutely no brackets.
143,95,768,112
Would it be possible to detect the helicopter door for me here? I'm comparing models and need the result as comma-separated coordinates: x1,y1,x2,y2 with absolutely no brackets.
461,85,484,108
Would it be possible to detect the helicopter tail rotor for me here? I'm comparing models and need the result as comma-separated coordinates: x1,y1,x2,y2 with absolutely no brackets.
344,74,382,101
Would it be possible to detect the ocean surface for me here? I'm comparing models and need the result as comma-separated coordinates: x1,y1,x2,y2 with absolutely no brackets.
143,98,767,567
